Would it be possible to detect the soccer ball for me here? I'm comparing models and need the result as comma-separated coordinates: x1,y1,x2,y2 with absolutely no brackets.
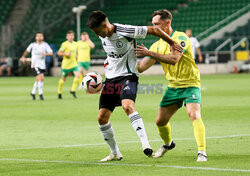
82,72,103,94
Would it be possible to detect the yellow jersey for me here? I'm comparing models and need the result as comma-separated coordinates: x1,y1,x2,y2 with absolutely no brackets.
148,30,201,88
77,40,91,62
59,41,78,69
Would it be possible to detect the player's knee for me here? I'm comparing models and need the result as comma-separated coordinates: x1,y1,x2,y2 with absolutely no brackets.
155,118,167,126
122,103,134,115
97,113,109,125
188,111,199,121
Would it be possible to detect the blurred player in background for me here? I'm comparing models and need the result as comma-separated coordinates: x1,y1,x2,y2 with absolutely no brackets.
136,10,207,162
87,10,182,162
57,30,80,99
0,58,11,76
21,32,53,100
77,32,95,82
185,29,203,63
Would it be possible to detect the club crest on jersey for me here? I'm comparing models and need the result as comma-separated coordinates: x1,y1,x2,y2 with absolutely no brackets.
116,41,123,48
180,41,186,47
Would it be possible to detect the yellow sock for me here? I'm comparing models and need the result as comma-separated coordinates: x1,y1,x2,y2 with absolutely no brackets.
71,77,80,92
58,78,64,94
158,123,172,146
192,118,206,151
80,73,84,83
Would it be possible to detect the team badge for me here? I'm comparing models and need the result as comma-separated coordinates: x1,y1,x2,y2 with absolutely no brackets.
180,41,186,47
116,41,123,48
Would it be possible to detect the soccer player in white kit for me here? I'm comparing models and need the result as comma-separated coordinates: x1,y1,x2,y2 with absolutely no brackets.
21,32,53,100
87,10,182,162
185,29,203,62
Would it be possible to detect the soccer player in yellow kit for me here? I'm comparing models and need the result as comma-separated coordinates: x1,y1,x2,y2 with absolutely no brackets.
77,32,95,82
136,9,207,162
58,30,80,99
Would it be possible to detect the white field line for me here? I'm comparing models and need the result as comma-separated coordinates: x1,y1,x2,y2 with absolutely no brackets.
0,134,249,151
0,158,249,173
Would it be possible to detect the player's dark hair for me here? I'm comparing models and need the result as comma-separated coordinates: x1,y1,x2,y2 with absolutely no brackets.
152,9,172,21
36,32,43,35
87,10,107,29
67,30,74,35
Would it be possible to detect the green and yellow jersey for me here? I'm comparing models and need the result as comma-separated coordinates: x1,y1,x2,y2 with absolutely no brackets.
77,40,91,62
59,41,78,69
148,30,201,88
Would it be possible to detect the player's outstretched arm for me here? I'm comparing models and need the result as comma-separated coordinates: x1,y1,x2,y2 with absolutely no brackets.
137,57,156,73
147,26,182,53
135,44,182,65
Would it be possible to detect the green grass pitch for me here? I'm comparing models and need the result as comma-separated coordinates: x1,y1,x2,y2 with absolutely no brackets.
0,74,249,176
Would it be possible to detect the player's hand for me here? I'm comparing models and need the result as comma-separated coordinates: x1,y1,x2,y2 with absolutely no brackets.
135,44,149,57
20,56,26,64
85,34,90,40
41,52,47,56
198,55,203,62
170,42,183,53
65,52,71,56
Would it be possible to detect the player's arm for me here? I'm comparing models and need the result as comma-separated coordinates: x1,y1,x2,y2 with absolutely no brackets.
76,48,78,61
21,50,29,63
137,57,156,73
196,47,203,62
58,50,71,57
42,52,53,56
147,26,183,53
57,44,71,57
135,44,182,65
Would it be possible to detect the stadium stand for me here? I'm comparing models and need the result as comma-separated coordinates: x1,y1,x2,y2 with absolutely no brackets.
172,0,250,38
203,19,250,51
48,0,188,55
8,0,250,57
0,0,16,29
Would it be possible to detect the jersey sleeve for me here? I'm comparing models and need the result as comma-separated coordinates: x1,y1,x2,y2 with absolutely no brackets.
45,43,53,53
115,24,148,39
175,35,190,53
194,38,200,48
59,42,66,52
26,43,33,52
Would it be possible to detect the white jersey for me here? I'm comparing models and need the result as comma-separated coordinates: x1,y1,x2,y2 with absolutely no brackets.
190,37,200,59
99,23,148,79
26,41,53,69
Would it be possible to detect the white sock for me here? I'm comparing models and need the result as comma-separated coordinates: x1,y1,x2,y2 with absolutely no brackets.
128,111,150,148
31,81,38,94
38,81,44,95
99,122,120,155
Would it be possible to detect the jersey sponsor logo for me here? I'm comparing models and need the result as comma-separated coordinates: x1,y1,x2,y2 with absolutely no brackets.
116,41,123,48
108,50,128,58
178,36,187,41
180,41,186,47
103,41,106,46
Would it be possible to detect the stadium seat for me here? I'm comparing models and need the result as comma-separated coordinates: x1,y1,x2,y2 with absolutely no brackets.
12,0,249,56
0,0,15,30
204,19,250,51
